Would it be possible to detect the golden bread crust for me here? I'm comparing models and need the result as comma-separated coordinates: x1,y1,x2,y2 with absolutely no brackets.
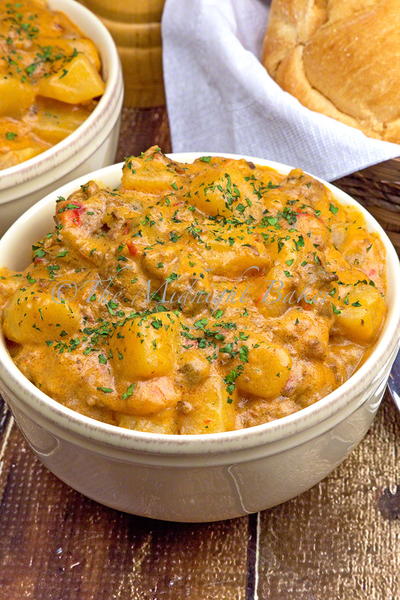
263,0,400,143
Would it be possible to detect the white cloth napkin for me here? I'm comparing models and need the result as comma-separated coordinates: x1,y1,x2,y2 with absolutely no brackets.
162,0,399,181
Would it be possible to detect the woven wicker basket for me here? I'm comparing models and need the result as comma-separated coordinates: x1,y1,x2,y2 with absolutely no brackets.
334,158,400,252
80,0,165,107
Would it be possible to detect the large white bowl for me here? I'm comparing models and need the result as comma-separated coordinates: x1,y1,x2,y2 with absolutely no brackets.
0,154,399,522
0,0,123,236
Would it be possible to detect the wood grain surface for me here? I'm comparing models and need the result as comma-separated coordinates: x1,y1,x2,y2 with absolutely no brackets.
0,107,399,600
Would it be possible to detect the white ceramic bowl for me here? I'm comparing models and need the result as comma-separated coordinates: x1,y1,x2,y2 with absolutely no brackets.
0,0,123,236
0,153,399,523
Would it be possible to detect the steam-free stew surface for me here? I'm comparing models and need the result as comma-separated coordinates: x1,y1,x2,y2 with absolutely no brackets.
0,0,105,169
0,148,387,433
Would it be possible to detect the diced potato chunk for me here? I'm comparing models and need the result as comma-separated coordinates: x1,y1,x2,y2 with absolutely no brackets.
205,239,272,278
178,371,236,434
0,118,51,167
0,76,35,118
38,38,102,71
106,377,180,416
3,286,81,344
72,39,102,71
111,311,179,380
39,55,105,104
334,285,386,344
28,98,91,144
238,341,292,399
190,161,259,217
121,148,182,193
0,269,23,308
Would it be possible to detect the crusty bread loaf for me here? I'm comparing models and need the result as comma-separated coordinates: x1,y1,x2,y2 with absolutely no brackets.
262,0,400,143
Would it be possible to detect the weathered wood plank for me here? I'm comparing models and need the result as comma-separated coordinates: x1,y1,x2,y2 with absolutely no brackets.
256,394,400,600
0,423,249,600
116,106,172,161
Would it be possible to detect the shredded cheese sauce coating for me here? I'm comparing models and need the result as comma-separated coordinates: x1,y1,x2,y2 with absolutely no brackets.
0,147,387,434
0,0,105,169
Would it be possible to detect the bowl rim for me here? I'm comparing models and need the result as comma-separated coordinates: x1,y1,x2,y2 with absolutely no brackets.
1,152,400,454
0,0,122,195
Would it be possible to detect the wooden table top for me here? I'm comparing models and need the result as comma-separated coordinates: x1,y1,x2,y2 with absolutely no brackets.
0,107,399,600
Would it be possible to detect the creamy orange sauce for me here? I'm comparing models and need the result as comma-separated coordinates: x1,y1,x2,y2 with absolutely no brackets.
0,147,387,433
0,0,105,169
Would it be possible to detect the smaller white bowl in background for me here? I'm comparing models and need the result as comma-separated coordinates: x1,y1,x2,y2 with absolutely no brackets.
0,0,123,236
0,153,399,523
